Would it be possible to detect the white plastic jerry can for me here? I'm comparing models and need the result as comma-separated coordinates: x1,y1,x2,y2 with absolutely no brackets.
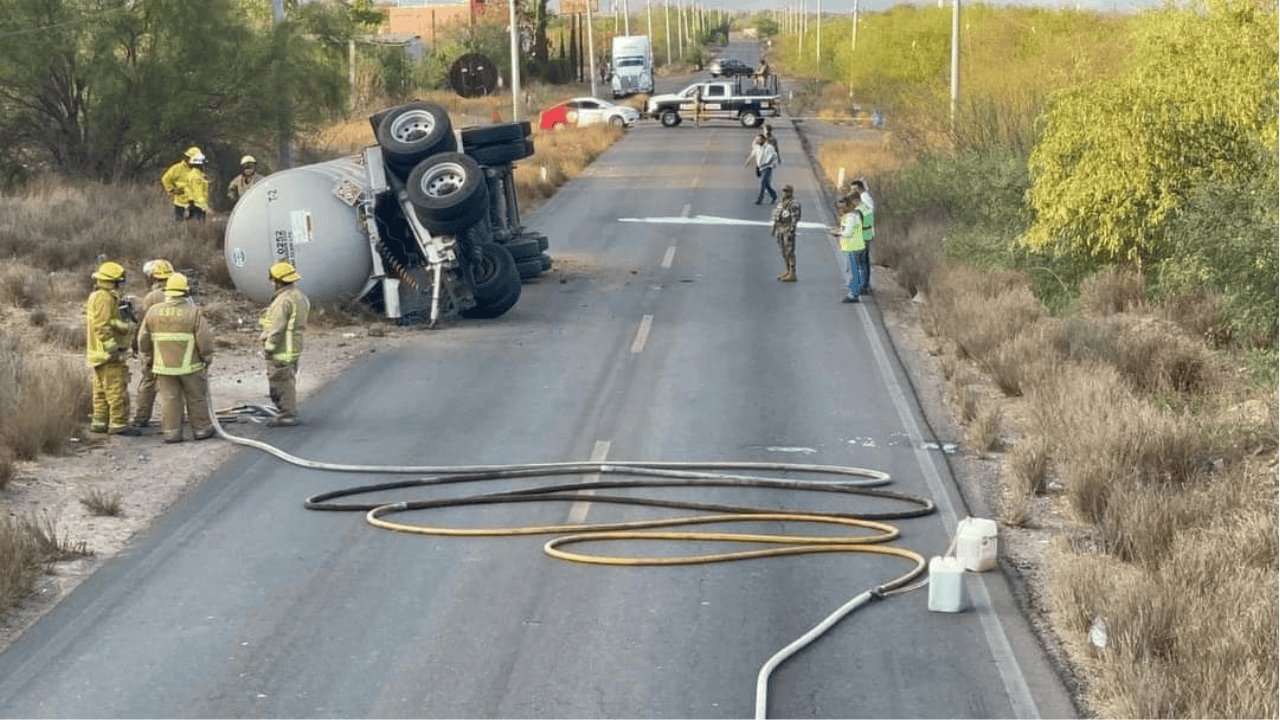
927,556,969,613
955,517,999,572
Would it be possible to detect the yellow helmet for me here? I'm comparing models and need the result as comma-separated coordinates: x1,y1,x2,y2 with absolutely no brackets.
164,273,190,297
92,261,126,283
183,145,203,160
143,259,174,280
240,155,257,166
268,261,300,283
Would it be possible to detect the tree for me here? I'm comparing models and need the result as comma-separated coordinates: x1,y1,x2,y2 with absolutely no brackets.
0,0,354,183
1021,0,1278,265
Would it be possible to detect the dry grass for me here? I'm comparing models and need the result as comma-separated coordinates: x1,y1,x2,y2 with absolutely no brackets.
0,513,92,615
0,333,89,461
1006,434,1050,497
513,124,623,211
816,136,902,191
1078,266,1147,318
965,401,1003,456
878,213,945,298
0,180,227,280
80,487,124,517
907,226,1276,715
929,264,1047,362
983,319,1060,397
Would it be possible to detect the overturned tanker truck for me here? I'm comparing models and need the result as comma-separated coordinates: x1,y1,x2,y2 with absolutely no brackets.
224,102,551,326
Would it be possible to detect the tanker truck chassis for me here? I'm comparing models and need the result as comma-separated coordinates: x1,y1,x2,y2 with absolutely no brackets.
225,102,550,327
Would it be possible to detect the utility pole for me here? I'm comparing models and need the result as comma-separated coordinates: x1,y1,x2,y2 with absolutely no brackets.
624,0,630,34
815,0,821,64
664,1,672,64
509,0,521,121
646,0,652,40
272,0,291,169
677,0,684,61
798,0,805,60
588,0,599,97
950,0,959,133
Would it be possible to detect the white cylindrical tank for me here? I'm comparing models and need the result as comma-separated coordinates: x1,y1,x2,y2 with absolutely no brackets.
224,156,375,304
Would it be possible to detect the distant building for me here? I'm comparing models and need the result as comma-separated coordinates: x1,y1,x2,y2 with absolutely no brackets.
377,0,496,44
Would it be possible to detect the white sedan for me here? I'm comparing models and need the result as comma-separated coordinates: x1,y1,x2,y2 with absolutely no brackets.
539,97,642,130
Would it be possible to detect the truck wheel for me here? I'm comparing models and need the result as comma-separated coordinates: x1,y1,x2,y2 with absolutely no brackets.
462,243,522,318
739,110,761,128
461,121,531,147
516,257,544,280
661,110,682,128
376,102,456,171
503,237,541,261
465,138,535,166
407,152,489,233
539,253,553,271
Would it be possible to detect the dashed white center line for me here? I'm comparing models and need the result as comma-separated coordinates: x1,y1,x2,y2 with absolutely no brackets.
567,440,612,524
680,203,692,218
661,245,677,268
630,314,654,354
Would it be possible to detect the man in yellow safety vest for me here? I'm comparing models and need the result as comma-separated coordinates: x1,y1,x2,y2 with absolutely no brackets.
138,273,215,444
260,261,311,427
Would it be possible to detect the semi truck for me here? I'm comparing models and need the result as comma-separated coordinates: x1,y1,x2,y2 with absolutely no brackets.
610,35,654,98
223,102,551,327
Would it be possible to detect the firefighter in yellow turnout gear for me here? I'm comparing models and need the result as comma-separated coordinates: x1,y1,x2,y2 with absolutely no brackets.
130,259,174,428
260,262,310,427
138,273,215,443
85,261,139,436
160,146,210,221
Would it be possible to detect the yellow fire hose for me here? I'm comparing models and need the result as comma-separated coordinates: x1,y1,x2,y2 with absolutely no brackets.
212,402,934,718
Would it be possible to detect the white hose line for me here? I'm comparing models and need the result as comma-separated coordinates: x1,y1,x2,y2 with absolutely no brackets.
756,591,875,720
211,402,926,718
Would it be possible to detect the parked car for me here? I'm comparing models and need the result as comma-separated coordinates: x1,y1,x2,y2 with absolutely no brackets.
708,57,754,78
538,97,642,130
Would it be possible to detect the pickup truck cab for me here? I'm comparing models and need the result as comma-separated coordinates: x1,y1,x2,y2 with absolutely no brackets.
645,79,780,129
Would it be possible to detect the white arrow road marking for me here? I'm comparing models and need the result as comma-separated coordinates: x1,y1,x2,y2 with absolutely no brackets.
620,214,828,230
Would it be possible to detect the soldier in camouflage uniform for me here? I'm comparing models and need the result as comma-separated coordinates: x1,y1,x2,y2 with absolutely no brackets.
770,184,801,282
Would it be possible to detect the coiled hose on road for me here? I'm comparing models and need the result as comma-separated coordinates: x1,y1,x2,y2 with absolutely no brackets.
212,405,936,719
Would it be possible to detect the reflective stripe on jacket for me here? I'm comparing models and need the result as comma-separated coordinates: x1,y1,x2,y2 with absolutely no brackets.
838,210,866,253
85,288,131,367
856,201,875,241
260,287,310,363
139,299,214,376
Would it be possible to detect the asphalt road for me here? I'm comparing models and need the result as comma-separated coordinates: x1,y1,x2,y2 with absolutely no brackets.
0,43,1075,719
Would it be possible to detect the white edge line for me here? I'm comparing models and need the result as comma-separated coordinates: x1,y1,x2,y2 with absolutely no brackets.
567,440,612,524
809,165,1041,717
630,315,654,354
857,273,1041,719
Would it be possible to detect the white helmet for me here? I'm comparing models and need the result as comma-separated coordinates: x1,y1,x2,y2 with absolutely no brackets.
240,155,256,166
190,153,207,165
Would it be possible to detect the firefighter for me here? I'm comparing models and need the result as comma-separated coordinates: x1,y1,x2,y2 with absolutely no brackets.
226,155,262,205
260,261,311,427
130,259,175,428
160,146,210,221
86,261,139,436
138,273,215,444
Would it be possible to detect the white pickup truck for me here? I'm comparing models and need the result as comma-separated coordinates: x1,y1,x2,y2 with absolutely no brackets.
645,79,781,128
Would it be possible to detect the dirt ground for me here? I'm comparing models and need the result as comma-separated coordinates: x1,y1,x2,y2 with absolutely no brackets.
0,290,421,652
